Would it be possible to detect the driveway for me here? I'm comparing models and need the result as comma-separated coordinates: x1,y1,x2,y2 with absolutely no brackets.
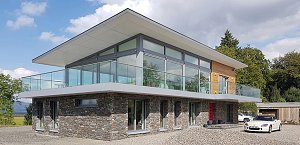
0,125,299,145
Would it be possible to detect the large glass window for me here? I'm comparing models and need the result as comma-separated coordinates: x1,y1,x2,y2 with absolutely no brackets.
189,102,196,126
99,61,115,83
174,101,181,127
166,47,182,60
143,55,165,88
219,75,228,94
143,40,164,54
200,59,211,69
99,48,114,56
82,63,97,85
118,39,136,52
50,101,59,130
166,61,182,90
117,55,137,84
200,71,210,93
68,67,81,87
160,100,168,129
185,54,198,65
128,99,146,131
185,66,199,92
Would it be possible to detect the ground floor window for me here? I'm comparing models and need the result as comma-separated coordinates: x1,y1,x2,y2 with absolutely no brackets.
50,101,59,130
174,101,181,127
160,100,168,128
36,101,44,129
189,102,196,126
128,99,146,131
227,104,233,123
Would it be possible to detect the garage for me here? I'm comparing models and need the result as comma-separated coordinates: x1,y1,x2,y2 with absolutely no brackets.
259,109,278,118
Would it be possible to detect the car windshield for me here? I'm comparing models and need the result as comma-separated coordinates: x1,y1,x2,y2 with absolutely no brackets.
254,116,274,121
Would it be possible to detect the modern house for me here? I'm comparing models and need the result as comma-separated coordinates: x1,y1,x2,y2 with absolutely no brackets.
19,9,261,140
257,102,300,124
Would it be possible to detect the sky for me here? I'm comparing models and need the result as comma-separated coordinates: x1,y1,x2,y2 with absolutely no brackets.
1,0,300,79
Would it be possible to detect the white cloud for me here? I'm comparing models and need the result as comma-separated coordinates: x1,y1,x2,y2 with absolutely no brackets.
6,1,47,29
0,68,38,79
262,37,300,61
39,32,69,45
20,2,47,16
6,15,35,29
66,0,151,34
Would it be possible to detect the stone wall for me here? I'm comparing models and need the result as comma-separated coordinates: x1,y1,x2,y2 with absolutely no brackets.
32,93,238,141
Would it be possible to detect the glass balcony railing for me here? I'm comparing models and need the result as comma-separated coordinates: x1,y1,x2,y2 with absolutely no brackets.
21,61,260,98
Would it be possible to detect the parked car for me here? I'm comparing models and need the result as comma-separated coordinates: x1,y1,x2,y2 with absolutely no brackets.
244,115,282,133
238,113,254,122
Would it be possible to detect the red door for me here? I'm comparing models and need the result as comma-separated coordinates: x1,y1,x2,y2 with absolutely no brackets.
209,103,215,121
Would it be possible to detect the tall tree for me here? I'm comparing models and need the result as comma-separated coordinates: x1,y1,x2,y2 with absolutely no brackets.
0,73,21,125
24,103,32,125
215,29,239,59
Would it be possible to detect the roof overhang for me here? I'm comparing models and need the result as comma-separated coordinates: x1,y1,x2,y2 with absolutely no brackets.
33,9,247,69
19,83,261,103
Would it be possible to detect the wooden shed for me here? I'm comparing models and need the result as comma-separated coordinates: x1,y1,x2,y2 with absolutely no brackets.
256,102,300,124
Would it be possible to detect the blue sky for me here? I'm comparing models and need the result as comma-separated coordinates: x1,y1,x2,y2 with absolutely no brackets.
1,0,300,79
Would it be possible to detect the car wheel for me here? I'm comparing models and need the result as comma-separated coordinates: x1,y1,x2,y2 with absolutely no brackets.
279,124,282,131
244,118,250,123
268,126,272,133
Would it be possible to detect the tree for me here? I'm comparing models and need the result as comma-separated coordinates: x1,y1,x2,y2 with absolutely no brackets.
239,102,257,114
24,103,32,125
269,85,285,102
215,29,239,59
271,51,300,94
284,87,300,102
0,73,22,125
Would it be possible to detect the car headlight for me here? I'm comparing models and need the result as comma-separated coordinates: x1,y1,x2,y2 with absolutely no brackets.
261,124,269,127
245,123,249,126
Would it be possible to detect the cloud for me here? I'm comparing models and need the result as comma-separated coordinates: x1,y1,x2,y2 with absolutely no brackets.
6,1,47,29
0,68,38,79
262,37,300,61
39,32,69,45
20,2,47,16
6,15,35,29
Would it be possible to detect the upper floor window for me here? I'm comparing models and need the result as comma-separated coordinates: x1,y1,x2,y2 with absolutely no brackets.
200,59,211,69
118,39,136,52
185,54,198,65
143,40,164,54
99,48,114,56
166,47,182,60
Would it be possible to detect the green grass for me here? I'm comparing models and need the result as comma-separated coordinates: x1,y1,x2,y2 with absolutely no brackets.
13,116,25,126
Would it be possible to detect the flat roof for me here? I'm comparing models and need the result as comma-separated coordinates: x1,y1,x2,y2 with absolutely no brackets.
33,8,247,69
257,102,300,108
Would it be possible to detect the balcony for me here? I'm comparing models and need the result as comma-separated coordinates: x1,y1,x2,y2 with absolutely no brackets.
21,61,260,99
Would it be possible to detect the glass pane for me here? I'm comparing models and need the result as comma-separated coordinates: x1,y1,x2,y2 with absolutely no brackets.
117,55,136,66
99,61,115,83
143,40,164,54
118,39,136,52
117,55,137,84
68,67,81,87
185,66,199,92
41,73,51,90
174,101,181,127
31,75,41,91
166,47,182,60
200,71,210,94
128,100,135,130
22,77,31,91
52,70,65,89
185,54,198,65
80,99,97,106
166,61,182,90
136,100,144,130
82,64,97,85
200,60,211,69
143,55,165,88
99,48,114,56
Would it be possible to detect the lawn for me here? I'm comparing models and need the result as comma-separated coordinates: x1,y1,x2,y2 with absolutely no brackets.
14,116,25,126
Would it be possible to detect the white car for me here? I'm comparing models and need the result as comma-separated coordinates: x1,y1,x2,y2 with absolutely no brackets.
244,115,282,133
238,113,254,122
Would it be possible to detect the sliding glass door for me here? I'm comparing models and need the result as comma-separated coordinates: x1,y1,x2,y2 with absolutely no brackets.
128,99,146,131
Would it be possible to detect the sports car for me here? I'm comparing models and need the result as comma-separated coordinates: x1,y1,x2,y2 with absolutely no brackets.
244,115,281,133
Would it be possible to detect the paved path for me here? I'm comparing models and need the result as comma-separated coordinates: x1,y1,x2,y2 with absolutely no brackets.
0,125,299,145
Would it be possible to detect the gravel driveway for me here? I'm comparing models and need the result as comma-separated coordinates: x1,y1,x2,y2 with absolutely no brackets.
0,125,299,145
